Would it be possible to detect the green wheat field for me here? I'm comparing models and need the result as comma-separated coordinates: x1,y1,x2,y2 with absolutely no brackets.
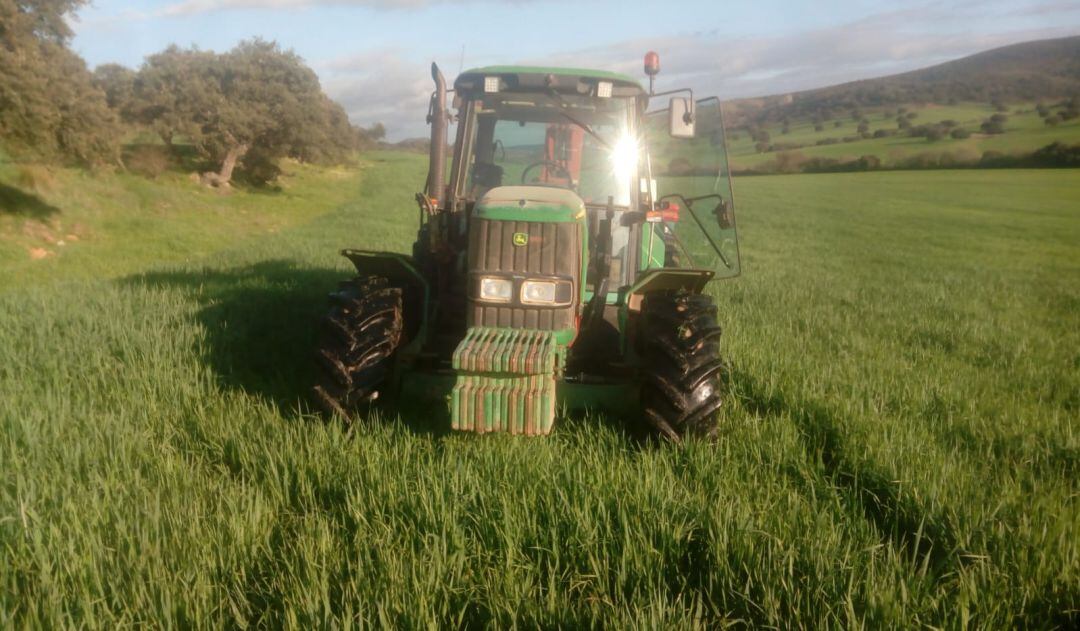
1,152,1077,627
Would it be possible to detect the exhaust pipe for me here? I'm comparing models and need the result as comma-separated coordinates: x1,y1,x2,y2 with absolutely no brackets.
426,62,447,204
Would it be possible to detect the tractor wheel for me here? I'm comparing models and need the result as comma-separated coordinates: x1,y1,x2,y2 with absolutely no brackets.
311,275,403,420
639,291,725,441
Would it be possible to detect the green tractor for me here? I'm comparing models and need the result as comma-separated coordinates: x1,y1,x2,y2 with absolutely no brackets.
312,52,741,440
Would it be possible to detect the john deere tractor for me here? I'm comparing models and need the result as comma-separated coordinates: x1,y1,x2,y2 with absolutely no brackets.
312,52,740,440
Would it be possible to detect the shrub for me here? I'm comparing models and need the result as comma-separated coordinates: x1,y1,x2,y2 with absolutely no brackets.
124,144,172,179
235,152,280,189
981,120,1005,134
1029,142,1080,167
814,123,824,132
14,164,57,193
773,151,807,173
852,154,881,170
925,126,946,141
896,152,943,169
950,128,971,139
980,150,1007,166
667,157,692,175
1044,115,1060,127
873,129,893,138
801,157,841,172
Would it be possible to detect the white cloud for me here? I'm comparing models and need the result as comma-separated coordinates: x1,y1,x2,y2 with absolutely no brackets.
533,11,1078,103
140,1,1080,139
326,20,1078,139
160,0,546,18
318,49,437,140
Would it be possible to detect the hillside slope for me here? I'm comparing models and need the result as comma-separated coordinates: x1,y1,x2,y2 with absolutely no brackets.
729,35,1080,125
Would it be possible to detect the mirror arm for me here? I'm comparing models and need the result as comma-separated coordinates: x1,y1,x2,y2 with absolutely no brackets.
650,87,694,101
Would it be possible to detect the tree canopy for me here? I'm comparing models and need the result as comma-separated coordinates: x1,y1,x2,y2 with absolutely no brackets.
123,40,359,185
1,5,374,184
0,0,120,166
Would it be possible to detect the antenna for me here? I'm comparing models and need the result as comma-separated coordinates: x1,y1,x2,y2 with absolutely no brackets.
458,44,466,75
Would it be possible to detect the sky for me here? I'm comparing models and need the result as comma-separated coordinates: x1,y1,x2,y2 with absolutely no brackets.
70,1,1080,140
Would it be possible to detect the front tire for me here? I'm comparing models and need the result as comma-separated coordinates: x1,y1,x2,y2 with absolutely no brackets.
311,275,403,420
639,291,725,441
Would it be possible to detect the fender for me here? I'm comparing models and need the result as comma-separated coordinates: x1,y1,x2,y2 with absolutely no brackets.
623,267,714,313
340,249,430,343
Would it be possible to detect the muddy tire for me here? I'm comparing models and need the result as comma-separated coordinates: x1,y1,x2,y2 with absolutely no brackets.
639,291,725,441
311,275,403,420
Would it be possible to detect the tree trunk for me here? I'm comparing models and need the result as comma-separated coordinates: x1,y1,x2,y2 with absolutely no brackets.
216,143,249,185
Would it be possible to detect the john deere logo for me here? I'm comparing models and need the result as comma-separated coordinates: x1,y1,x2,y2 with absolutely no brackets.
512,232,528,247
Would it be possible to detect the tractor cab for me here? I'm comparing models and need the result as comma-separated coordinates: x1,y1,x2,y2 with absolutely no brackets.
444,66,741,299
448,74,645,295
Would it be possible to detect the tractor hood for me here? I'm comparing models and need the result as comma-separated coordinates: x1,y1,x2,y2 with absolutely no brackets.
474,186,586,223
470,185,590,318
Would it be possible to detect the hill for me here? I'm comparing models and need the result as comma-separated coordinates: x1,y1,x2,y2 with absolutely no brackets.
0,149,369,284
727,35,1080,127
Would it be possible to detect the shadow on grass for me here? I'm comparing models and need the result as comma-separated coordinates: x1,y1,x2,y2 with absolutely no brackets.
123,260,343,415
121,260,657,444
0,182,60,220
121,260,461,436
729,369,965,572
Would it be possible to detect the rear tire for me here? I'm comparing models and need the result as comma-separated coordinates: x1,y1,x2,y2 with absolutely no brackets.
311,275,403,420
639,291,725,441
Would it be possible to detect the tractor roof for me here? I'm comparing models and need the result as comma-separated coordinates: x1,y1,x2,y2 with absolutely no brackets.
455,66,645,98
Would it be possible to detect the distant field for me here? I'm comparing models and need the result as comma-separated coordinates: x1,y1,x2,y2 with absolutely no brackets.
1,154,1077,626
727,100,1080,170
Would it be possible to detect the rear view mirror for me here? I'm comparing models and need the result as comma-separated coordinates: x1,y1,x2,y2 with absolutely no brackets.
669,97,695,138
714,198,734,230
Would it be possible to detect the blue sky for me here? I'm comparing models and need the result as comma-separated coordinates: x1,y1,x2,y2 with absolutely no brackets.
71,1,1080,139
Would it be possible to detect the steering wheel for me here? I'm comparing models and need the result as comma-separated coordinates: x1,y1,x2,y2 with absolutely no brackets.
520,160,575,189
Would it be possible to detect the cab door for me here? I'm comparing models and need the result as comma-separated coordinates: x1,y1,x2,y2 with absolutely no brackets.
643,96,741,279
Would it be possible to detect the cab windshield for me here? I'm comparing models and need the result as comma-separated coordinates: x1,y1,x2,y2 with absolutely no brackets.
459,93,637,207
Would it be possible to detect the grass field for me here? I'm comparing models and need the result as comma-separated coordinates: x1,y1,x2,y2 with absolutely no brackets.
727,100,1080,170
1,153,1078,627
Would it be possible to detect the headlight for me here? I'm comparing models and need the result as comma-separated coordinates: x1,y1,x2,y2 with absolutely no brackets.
479,277,513,302
521,280,557,305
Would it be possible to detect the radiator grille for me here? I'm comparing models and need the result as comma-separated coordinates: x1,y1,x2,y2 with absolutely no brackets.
467,219,580,330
